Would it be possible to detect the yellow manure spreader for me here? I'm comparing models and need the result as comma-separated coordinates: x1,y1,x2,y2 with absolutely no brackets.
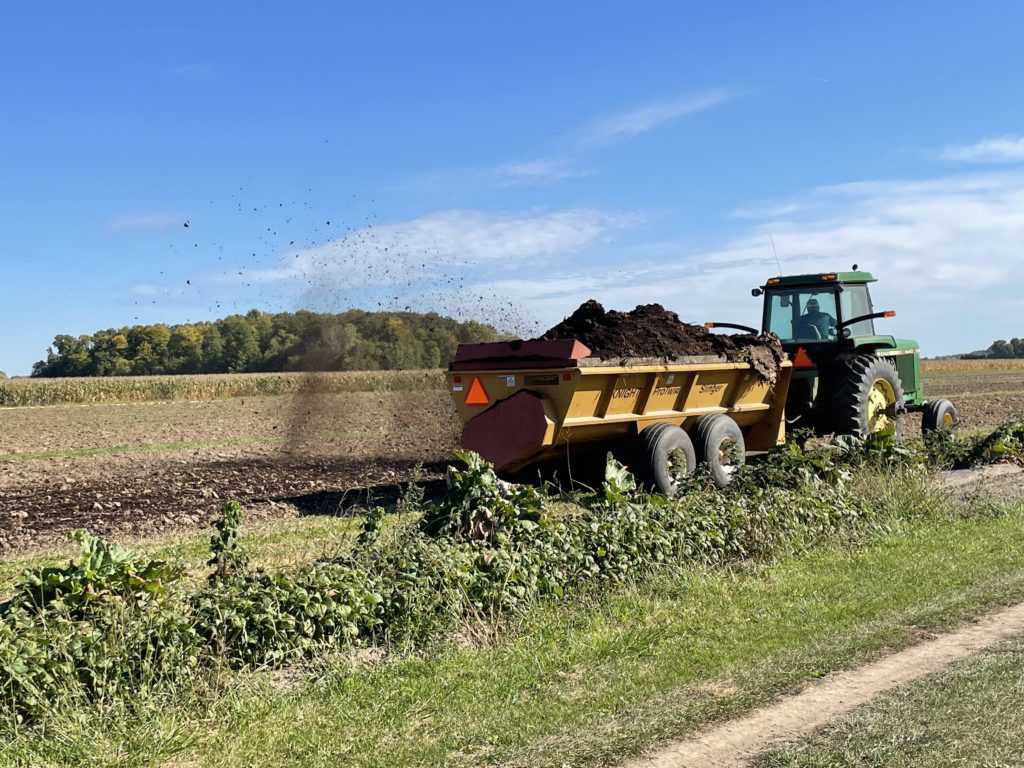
447,339,792,494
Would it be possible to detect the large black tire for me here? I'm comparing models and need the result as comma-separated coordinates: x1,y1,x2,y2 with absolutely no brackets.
832,355,905,438
922,399,959,433
636,423,696,497
693,414,746,487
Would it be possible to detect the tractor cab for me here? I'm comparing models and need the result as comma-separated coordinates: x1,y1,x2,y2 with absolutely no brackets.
708,270,957,438
759,272,882,346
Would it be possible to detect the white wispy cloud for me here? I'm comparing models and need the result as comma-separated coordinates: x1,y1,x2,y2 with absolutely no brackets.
729,201,806,219
107,211,184,232
130,284,165,296
477,170,1024,355
186,167,1024,355
492,158,586,184
486,90,733,187
941,135,1024,163
579,90,732,148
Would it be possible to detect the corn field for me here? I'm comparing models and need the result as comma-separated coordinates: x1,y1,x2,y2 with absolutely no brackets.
5,359,1020,408
0,370,447,407
921,359,1024,372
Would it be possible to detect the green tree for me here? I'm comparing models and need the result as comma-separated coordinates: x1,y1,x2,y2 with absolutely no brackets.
31,309,500,376
1011,338,1024,359
91,329,131,376
220,316,260,372
200,324,225,373
260,328,300,370
458,320,498,343
168,325,205,373
127,325,171,375
47,335,93,376
989,339,1013,358
246,309,274,350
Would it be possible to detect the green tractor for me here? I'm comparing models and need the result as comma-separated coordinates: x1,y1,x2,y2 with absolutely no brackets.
709,269,958,438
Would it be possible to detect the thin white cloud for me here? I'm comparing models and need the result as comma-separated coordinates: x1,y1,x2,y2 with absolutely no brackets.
942,135,1024,163
492,158,586,184
579,90,732,148
130,284,164,296
729,201,806,219
477,170,1024,356
484,90,733,187
107,211,184,232
196,166,1024,356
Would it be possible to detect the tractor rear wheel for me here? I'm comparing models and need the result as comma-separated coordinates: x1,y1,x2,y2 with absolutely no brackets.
922,398,959,433
693,414,746,487
832,355,905,438
636,423,696,497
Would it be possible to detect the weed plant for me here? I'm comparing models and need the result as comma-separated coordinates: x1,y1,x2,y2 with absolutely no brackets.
1,421,1022,732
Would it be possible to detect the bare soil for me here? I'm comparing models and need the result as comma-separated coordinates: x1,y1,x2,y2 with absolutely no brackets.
536,301,786,383
0,390,460,555
1,366,1022,558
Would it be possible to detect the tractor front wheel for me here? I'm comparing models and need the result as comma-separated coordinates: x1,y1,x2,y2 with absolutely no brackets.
833,355,905,438
922,398,959,433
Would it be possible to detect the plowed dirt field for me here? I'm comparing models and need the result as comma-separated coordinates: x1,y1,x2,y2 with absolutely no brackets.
1,364,1022,556
0,390,459,554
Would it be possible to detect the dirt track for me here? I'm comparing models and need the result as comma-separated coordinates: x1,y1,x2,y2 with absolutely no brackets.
624,593,1024,768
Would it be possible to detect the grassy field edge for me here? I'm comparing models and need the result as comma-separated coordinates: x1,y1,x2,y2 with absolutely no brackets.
8,484,1024,768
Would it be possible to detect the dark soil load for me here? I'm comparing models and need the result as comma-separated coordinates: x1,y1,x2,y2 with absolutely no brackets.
535,300,786,383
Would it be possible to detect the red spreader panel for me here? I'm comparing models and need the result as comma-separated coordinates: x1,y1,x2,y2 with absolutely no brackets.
461,390,549,470
450,339,591,371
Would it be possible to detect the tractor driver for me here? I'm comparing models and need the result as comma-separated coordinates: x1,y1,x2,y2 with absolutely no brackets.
796,297,837,339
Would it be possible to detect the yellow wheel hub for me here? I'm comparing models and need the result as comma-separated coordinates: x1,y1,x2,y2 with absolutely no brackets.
943,411,955,427
867,378,897,432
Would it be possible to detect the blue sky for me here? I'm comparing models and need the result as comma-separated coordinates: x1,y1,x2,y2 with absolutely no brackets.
3,1,1024,374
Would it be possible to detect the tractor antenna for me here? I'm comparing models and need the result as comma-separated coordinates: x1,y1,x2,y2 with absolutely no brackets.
769,233,783,276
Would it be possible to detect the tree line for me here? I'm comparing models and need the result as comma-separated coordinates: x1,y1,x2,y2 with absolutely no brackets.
963,338,1024,359
31,309,500,377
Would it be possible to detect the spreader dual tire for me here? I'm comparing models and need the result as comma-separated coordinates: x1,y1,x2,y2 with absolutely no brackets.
922,398,959,433
636,422,696,497
833,355,905,438
693,414,746,487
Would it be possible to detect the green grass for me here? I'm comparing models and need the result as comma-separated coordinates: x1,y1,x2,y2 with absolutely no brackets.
755,636,1024,767
7,484,1024,768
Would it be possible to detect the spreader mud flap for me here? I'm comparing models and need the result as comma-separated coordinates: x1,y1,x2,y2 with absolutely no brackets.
461,390,556,471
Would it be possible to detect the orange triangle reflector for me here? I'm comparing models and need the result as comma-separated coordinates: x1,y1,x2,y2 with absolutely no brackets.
465,377,489,406
792,346,815,369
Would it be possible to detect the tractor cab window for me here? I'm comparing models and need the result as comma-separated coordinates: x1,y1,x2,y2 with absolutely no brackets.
838,284,875,337
764,289,838,342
